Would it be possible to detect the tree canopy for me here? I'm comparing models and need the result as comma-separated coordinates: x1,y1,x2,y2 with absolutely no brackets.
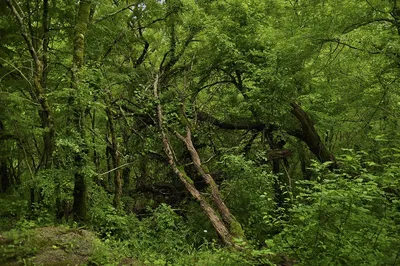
1,0,399,265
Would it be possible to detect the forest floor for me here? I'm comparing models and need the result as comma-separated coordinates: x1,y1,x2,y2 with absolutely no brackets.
0,226,140,266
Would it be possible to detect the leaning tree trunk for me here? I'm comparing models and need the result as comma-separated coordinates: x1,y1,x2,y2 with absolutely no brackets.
290,102,337,169
174,127,244,238
153,74,238,247
71,0,92,221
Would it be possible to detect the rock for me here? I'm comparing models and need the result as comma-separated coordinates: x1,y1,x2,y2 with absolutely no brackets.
1,226,97,266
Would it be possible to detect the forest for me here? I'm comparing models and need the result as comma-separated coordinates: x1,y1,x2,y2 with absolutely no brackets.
0,0,399,265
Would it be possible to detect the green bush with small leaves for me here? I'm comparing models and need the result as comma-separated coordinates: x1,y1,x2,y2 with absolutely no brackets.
270,150,400,265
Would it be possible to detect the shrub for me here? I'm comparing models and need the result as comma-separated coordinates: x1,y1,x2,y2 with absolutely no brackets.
270,152,400,265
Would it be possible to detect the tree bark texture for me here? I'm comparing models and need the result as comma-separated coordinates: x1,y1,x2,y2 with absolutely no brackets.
290,102,337,169
197,103,337,169
153,74,236,247
0,121,10,192
105,97,123,209
71,0,92,221
5,0,55,169
175,127,244,238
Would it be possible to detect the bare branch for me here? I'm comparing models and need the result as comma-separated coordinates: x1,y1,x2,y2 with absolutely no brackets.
319,38,381,54
5,0,41,71
343,18,395,34
98,163,134,176
94,3,136,23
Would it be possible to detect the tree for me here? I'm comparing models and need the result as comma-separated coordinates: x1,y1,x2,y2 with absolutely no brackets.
0,2,399,260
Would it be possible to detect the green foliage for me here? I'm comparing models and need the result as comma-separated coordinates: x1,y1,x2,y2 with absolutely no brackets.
0,194,28,231
0,224,37,264
2,0,400,264
87,184,129,236
271,152,400,265
37,169,74,209
87,238,131,266
220,154,275,243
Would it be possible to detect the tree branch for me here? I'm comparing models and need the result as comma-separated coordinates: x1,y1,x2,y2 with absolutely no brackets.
5,0,42,72
94,3,136,23
197,111,267,131
342,18,395,34
319,38,381,54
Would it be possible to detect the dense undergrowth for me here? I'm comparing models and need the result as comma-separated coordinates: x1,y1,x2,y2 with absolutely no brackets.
2,1,400,265
1,148,399,266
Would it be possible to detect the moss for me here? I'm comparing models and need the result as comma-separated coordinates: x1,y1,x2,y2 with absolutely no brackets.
0,227,97,266
201,165,210,174
177,166,194,185
230,220,245,239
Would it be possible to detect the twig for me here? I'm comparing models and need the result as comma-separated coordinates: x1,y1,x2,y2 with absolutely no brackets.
94,4,136,23
98,162,134,176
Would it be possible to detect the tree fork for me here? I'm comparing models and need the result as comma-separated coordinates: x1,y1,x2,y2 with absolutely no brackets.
153,74,238,247
6,0,55,169
174,127,244,238
197,103,337,169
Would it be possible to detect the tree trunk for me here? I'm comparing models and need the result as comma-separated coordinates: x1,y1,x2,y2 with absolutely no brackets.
0,121,10,193
290,102,337,169
5,0,55,169
71,0,92,221
106,102,122,209
0,162,9,193
175,127,244,238
39,0,55,169
153,74,237,247
197,105,336,169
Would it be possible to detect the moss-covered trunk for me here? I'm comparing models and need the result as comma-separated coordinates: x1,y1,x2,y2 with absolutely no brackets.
290,102,337,169
71,0,92,221
175,127,244,239
153,74,238,247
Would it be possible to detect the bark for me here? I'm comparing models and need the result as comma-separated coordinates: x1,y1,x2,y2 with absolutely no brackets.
105,146,112,188
0,162,9,193
197,104,336,169
290,102,337,169
174,127,244,238
6,0,55,214
42,0,50,92
137,156,148,188
153,74,236,247
5,0,55,169
242,132,259,155
39,0,55,169
0,121,10,192
105,102,122,209
71,0,92,221
92,110,101,172
264,131,285,207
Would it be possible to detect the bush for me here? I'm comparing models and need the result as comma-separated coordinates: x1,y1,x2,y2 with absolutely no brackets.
270,151,400,265
219,154,276,243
